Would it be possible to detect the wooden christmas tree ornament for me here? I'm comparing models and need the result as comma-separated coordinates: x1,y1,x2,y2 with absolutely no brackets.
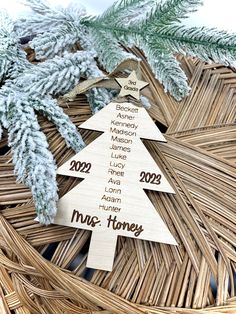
54,72,177,271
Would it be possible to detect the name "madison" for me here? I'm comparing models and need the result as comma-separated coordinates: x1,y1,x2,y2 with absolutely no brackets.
110,127,136,137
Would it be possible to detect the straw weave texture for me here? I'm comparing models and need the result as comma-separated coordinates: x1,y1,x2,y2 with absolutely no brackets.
0,49,235,314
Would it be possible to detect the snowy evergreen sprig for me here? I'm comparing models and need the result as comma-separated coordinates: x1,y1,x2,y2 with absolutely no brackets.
0,11,29,81
16,51,97,96
6,92,58,225
21,0,236,100
84,0,236,98
88,29,137,73
16,1,117,113
29,24,81,59
0,13,86,223
32,96,84,152
142,0,203,28
16,0,87,61
17,0,86,36
155,26,236,67
94,0,157,28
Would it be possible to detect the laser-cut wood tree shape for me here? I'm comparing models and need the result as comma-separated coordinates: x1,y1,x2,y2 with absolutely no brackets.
54,101,177,271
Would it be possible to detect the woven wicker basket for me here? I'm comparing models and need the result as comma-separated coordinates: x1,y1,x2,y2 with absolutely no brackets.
0,49,236,314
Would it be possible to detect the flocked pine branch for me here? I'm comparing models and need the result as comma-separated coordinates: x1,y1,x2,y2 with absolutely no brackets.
16,0,117,112
83,0,236,98
16,51,97,96
94,0,157,27
16,0,87,60
0,13,87,223
0,11,29,81
17,0,86,36
29,25,80,59
31,96,84,152
141,43,190,101
88,29,137,72
6,92,58,224
18,0,236,100
155,26,236,67
21,0,236,101
142,0,203,28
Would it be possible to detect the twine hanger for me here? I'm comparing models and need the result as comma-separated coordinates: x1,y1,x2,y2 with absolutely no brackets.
63,59,145,106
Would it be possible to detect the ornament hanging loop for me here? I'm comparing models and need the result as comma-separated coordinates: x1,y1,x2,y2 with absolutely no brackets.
63,59,148,104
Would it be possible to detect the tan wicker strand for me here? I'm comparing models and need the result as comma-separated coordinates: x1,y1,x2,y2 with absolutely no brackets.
0,53,236,313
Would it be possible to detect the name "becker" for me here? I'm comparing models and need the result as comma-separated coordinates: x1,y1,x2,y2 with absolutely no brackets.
116,104,139,113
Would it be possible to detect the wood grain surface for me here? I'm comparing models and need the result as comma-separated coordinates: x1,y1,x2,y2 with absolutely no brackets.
55,102,176,270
